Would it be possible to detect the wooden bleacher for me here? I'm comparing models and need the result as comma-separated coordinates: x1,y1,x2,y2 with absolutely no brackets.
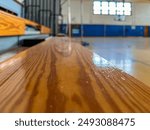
0,10,51,36
0,37,150,112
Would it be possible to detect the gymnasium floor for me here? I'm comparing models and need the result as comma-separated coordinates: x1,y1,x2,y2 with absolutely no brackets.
84,37,150,87
0,37,150,112
0,37,150,87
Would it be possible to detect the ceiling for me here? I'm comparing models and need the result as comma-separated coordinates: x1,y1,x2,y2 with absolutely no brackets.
126,0,150,2
92,0,150,3
63,0,150,3
119,0,150,3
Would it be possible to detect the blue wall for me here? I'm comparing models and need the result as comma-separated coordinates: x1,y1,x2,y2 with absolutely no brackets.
105,25,124,36
0,34,49,53
0,0,21,16
0,37,18,52
60,24,146,37
125,26,145,36
83,25,105,37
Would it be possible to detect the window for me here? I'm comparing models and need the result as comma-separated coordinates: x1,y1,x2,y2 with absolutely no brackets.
101,2,109,15
109,2,116,15
93,0,132,16
93,1,101,14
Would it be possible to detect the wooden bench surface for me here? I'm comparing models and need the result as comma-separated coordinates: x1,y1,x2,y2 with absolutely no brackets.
0,37,150,113
0,10,51,36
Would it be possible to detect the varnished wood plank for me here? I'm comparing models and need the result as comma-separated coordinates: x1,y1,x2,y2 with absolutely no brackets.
0,37,150,113
24,19,51,34
40,25,52,34
0,10,51,36
0,11,25,36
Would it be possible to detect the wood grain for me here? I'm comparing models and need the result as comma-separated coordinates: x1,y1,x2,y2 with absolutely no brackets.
0,37,150,113
0,10,51,36
40,25,52,34
0,11,25,36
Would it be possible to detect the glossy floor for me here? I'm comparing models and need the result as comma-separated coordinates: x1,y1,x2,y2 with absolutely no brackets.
0,37,150,87
0,37,150,112
82,37,150,87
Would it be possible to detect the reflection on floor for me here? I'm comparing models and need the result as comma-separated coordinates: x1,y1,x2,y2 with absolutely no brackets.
82,37,150,87
0,37,150,87
0,47,27,63
1,37,150,112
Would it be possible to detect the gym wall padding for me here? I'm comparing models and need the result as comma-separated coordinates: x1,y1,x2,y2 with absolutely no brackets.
60,24,145,37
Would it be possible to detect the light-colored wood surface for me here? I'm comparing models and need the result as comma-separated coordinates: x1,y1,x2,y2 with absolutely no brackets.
0,37,150,113
84,37,150,87
0,10,51,36
40,25,51,34
0,11,25,36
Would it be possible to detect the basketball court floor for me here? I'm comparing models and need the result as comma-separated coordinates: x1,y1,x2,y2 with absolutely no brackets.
0,37,149,87
84,37,150,87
